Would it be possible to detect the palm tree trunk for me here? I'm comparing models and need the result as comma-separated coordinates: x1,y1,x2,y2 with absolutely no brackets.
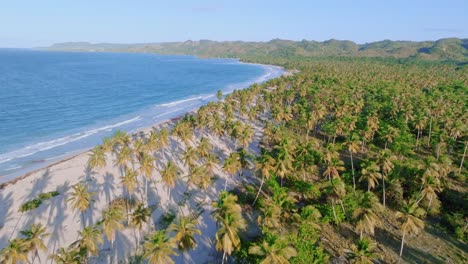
360,230,363,240
332,204,338,224
427,117,433,147
350,151,356,195
459,142,467,174
382,174,386,208
340,200,346,215
398,231,406,263
222,250,227,264
252,175,265,206
224,177,228,191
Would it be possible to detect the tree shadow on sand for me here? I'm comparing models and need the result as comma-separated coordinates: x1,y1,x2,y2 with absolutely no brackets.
375,227,444,264
0,191,13,248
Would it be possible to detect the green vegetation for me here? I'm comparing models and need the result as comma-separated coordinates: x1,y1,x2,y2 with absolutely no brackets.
18,191,59,212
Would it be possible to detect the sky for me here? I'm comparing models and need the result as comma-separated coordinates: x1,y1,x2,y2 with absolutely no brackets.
0,0,467,48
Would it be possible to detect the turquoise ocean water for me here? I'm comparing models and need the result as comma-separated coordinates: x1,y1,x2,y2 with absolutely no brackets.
0,49,283,183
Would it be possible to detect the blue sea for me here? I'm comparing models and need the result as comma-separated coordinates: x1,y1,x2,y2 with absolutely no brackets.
0,49,283,183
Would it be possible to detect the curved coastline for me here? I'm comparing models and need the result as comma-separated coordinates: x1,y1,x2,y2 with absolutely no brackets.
0,63,285,185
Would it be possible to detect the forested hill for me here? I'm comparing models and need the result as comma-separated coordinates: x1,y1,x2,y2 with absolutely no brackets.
44,38,468,62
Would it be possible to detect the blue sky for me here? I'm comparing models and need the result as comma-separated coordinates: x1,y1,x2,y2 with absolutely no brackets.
1,0,466,48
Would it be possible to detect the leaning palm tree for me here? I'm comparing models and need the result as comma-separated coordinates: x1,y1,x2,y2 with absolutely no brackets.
248,234,297,264
130,203,152,249
0,238,29,264
169,216,202,251
160,161,179,190
396,201,426,263
71,225,103,261
211,191,247,264
143,230,177,264
346,238,380,264
252,153,276,206
67,182,95,228
20,223,49,264
87,145,107,170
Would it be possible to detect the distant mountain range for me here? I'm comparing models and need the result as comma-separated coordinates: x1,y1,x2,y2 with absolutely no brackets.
43,38,468,61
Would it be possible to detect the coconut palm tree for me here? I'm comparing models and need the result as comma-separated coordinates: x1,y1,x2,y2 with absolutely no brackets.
248,234,297,264
139,152,155,204
187,165,211,190
211,191,246,264
101,205,125,260
143,230,177,264
160,161,179,190
203,154,219,176
252,153,276,206
352,192,383,239
49,246,82,264
222,152,241,190
197,137,212,158
71,225,103,261
239,125,254,148
346,238,380,264
0,238,29,264
182,146,198,169
20,223,49,264
360,161,382,192
120,168,139,196
115,145,133,173
169,216,202,251
344,138,360,194
87,146,107,171
396,201,426,263
377,150,395,208
67,182,95,228
130,203,152,249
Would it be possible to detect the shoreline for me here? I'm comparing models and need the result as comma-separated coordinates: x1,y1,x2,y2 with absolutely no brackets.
0,61,286,184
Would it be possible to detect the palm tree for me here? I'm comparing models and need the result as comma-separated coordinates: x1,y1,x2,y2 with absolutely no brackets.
67,182,95,228
211,191,246,264
120,168,139,196
143,230,177,264
130,203,152,249
187,165,211,190
323,159,346,181
203,154,219,176
377,150,395,208
360,162,382,192
0,238,29,264
222,152,241,190
87,146,107,170
71,225,103,261
249,234,297,264
182,146,198,169
115,145,133,173
396,201,425,263
20,223,49,264
139,152,155,204
101,205,125,259
252,153,276,206
239,125,254,148
197,137,212,158
344,138,360,194
160,161,179,190
49,246,81,264
346,238,380,264
169,216,202,251
352,192,382,239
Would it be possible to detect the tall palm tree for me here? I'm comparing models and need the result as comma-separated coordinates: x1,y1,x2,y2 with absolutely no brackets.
252,153,276,206
249,234,297,264
0,238,29,264
197,137,212,158
169,216,202,251
115,145,133,173
182,146,198,169
143,230,177,264
352,192,383,239
120,168,139,196
139,152,155,204
71,225,103,261
20,223,49,264
222,152,241,190
87,146,107,171
101,205,125,259
396,201,425,263
130,203,152,249
67,182,95,228
346,238,380,264
344,138,360,194
360,162,382,192
323,159,345,181
239,125,254,148
187,165,211,190
377,150,395,208
160,161,179,190
49,246,81,264
203,154,219,176
211,191,246,264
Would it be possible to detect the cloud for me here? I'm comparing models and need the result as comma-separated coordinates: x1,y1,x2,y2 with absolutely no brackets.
423,27,464,33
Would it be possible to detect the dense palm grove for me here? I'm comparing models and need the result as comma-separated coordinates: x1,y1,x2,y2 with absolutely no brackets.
1,59,467,263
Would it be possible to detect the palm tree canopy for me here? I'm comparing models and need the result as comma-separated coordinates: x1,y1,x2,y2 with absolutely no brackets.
169,216,202,251
143,230,177,264
67,182,95,212
0,238,29,264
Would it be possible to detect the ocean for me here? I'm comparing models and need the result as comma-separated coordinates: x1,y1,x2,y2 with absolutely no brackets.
0,49,283,183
